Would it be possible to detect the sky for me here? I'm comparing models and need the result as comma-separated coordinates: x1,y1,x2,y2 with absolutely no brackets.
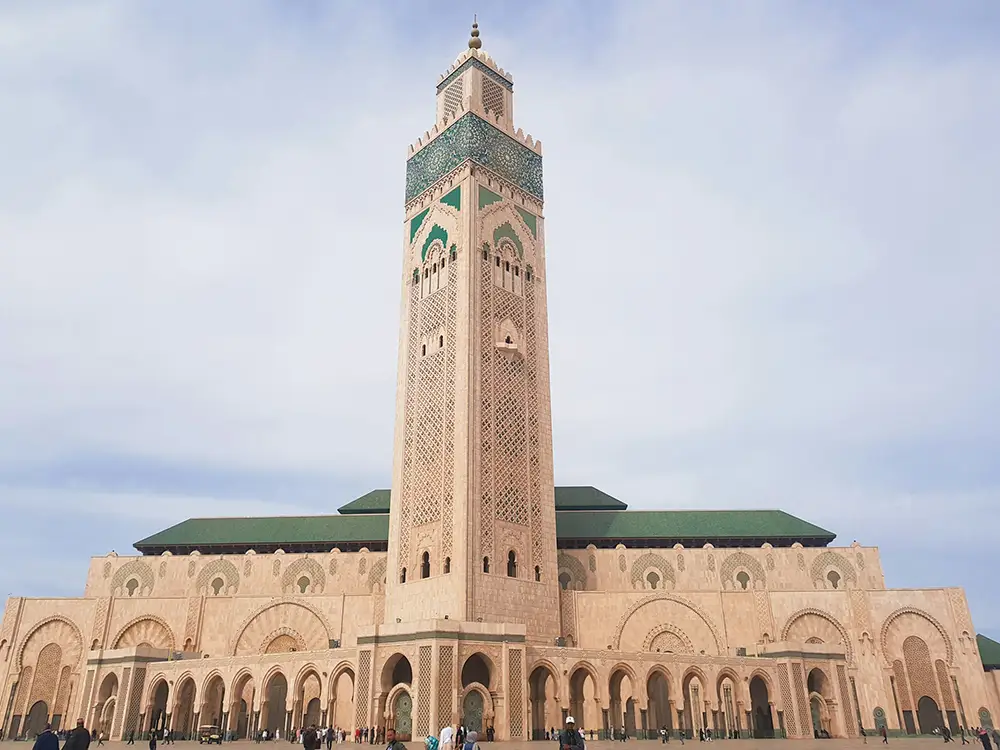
1,2,998,640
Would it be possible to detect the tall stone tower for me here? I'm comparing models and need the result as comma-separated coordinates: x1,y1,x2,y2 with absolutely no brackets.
385,22,560,642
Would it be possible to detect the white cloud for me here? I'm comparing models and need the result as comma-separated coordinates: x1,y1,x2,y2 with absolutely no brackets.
0,2,997,633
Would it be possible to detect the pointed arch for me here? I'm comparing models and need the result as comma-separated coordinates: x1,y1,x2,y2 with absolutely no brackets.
15,616,84,672
613,594,723,653
781,608,855,663
112,615,176,651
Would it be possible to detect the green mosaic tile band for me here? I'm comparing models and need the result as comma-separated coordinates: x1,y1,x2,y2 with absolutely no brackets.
436,58,513,94
406,112,543,202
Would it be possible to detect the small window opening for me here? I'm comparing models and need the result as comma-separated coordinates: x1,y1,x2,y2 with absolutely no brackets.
496,256,501,267
439,335,444,348
558,572,571,590
507,550,517,578
514,266,520,276
421,551,430,579
505,261,510,271
483,556,490,573
432,262,437,272
526,270,532,281
125,578,139,597
423,268,428,278
736,571,750,590
646,571,660,590
534,565,541,582
504,336,513,345
400,568,407,584
827,570,841,589
483,249,489,260
297,576,310,594
421,344,426,356
441,257,446,268
451,248,457,261
444,557,451,574
211,577,225,596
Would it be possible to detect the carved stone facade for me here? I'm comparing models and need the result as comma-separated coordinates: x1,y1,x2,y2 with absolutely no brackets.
0,30,996,745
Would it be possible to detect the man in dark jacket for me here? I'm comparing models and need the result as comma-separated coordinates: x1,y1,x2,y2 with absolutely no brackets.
64,720,91,750
559,718,583,750
302,726,319,750
384,728,405,750
33,724,59,750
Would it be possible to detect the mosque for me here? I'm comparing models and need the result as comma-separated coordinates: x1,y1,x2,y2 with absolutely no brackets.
3,23,1000,744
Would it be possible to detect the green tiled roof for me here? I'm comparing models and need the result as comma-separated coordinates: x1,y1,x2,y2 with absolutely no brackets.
555,509,835,546
336,486,627,515
978,634,1000,670
134,514,390,554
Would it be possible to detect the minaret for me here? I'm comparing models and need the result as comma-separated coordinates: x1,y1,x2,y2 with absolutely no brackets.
385,21,559,641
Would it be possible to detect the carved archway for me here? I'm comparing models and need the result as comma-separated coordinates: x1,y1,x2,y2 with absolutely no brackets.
112,616,177,651
230,599,331,656
612,594,723,653
781,608,854,663
879,607,954,666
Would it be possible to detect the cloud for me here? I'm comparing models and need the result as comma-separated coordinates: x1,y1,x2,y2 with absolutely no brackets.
1,2,998,637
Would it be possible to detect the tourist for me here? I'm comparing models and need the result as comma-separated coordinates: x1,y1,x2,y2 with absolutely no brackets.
963,728,971,745
559,717,583,750
660,726,669,744
149,729,158,750
439,723,454,750
63,720,91,750
461,731,480,750
384,728,405,750
32,723,59,750
881,726,889,744
978,728,993,750
861,726,867,744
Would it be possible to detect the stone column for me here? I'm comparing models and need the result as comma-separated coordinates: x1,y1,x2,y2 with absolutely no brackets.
769,702,778,738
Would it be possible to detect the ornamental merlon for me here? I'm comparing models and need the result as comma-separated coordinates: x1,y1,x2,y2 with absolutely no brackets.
405,111,543,203
437,48,514,92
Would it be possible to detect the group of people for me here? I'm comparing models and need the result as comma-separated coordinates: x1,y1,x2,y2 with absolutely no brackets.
934,725,1000,750
31,719,94,750
434,723,489,750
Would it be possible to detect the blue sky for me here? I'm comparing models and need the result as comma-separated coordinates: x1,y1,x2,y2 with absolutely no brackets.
1,2,998,640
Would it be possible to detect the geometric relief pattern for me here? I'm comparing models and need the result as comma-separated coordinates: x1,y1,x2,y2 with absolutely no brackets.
629,553,676,589
113,617,175,651
436,58,513,98
935,661,954,710
782,609,854,663
559,590,576,644
479,258,496,561
19,618,83,675
113,667,131,738
368,558,388,592
809,551,858,587
492,288,529,527
644,624,692,654
793,665,809,737
91,598,111,649
525,273,544,566
124,666,146,736
416,646,432,737
405,113,543,202
508,648,524,738
233,602,329,656
556,553,587,590
837,665,858,737
442,280,457,560
902,636,937,706
892,660,912,710
719,552,766,589
27,643,61,707
110,561,155,597
438,645,454,725
53,665,72,719
280,558,326,594
777,664,798,736
356,650,372,729
753,591,775,640
183,598,201,647
195,559,241,596
15,666,33,716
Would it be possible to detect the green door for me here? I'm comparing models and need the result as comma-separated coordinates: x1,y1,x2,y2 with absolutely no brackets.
463,692,484,734
394,694,412,738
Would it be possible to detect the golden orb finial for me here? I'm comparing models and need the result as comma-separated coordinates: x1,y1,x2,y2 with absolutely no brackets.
468,16,482,49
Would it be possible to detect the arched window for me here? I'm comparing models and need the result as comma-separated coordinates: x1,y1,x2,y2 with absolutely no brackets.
421,552,430,579
297,576,310,593
647,571,660,590
507,551,517,578
421,344,426,356
211,577,225,596
534,565,541,582
827,570,841,589
558,572,571,590
444,557,451,574
736,571,750,590
483,556,490,573
400,568,407,584
439,335,444,348
125,578,139,597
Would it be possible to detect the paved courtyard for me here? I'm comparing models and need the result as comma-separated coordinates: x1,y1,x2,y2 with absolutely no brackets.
0,741,969,750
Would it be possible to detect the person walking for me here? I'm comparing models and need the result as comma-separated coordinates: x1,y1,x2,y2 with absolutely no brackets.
149,729,158,750
64,720,91,750
881,726,889,744
32,723,59,750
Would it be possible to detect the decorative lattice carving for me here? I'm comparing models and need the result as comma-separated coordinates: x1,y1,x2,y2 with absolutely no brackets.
230,599,331,656
328,556,338,576
793,666,809,734
893,660,912,710
676,553,685,572
612,594,723,652
629,553,676,589
80,670,94,723
948,589,975,634
880,608,954,666
356,650,372,728
442,79,464,120
183,598,201,646
103,562,112,579
438,645,454,724
588,554,596,573
53,665,72,718
113,666,131,737
416,646,432,736
187,560,196,578
777,664,798,736
493,297,528,527
359,556,368,576
508,648,524,738
113,616,176,651
856,552,865,569
27,643,61,706
196,558,240,595
837,665,857,736
525,275,544,567
244,557,253,577
158,561,166,579
754,591,775,640
442,278,458,560
708,554,716,572
281,558,326,594
90,598,110,649
479,257,495,561
557,553,587,590
766,554,775,571
643,623,693,654
935,660,954,710
618,555,626,572
797,552,806,570
272,558,281,577
481,77,505,118
720,552,766,589
903,636,937,706
14,666,32,715
17,617,83,673
781,608,854,663
810,551,858,587
110,560,155,597
368,558,387,592
560,590,576,643
850,589,872,633
124,666,145,735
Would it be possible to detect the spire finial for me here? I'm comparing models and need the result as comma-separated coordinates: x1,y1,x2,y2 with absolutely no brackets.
468,15,482,49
